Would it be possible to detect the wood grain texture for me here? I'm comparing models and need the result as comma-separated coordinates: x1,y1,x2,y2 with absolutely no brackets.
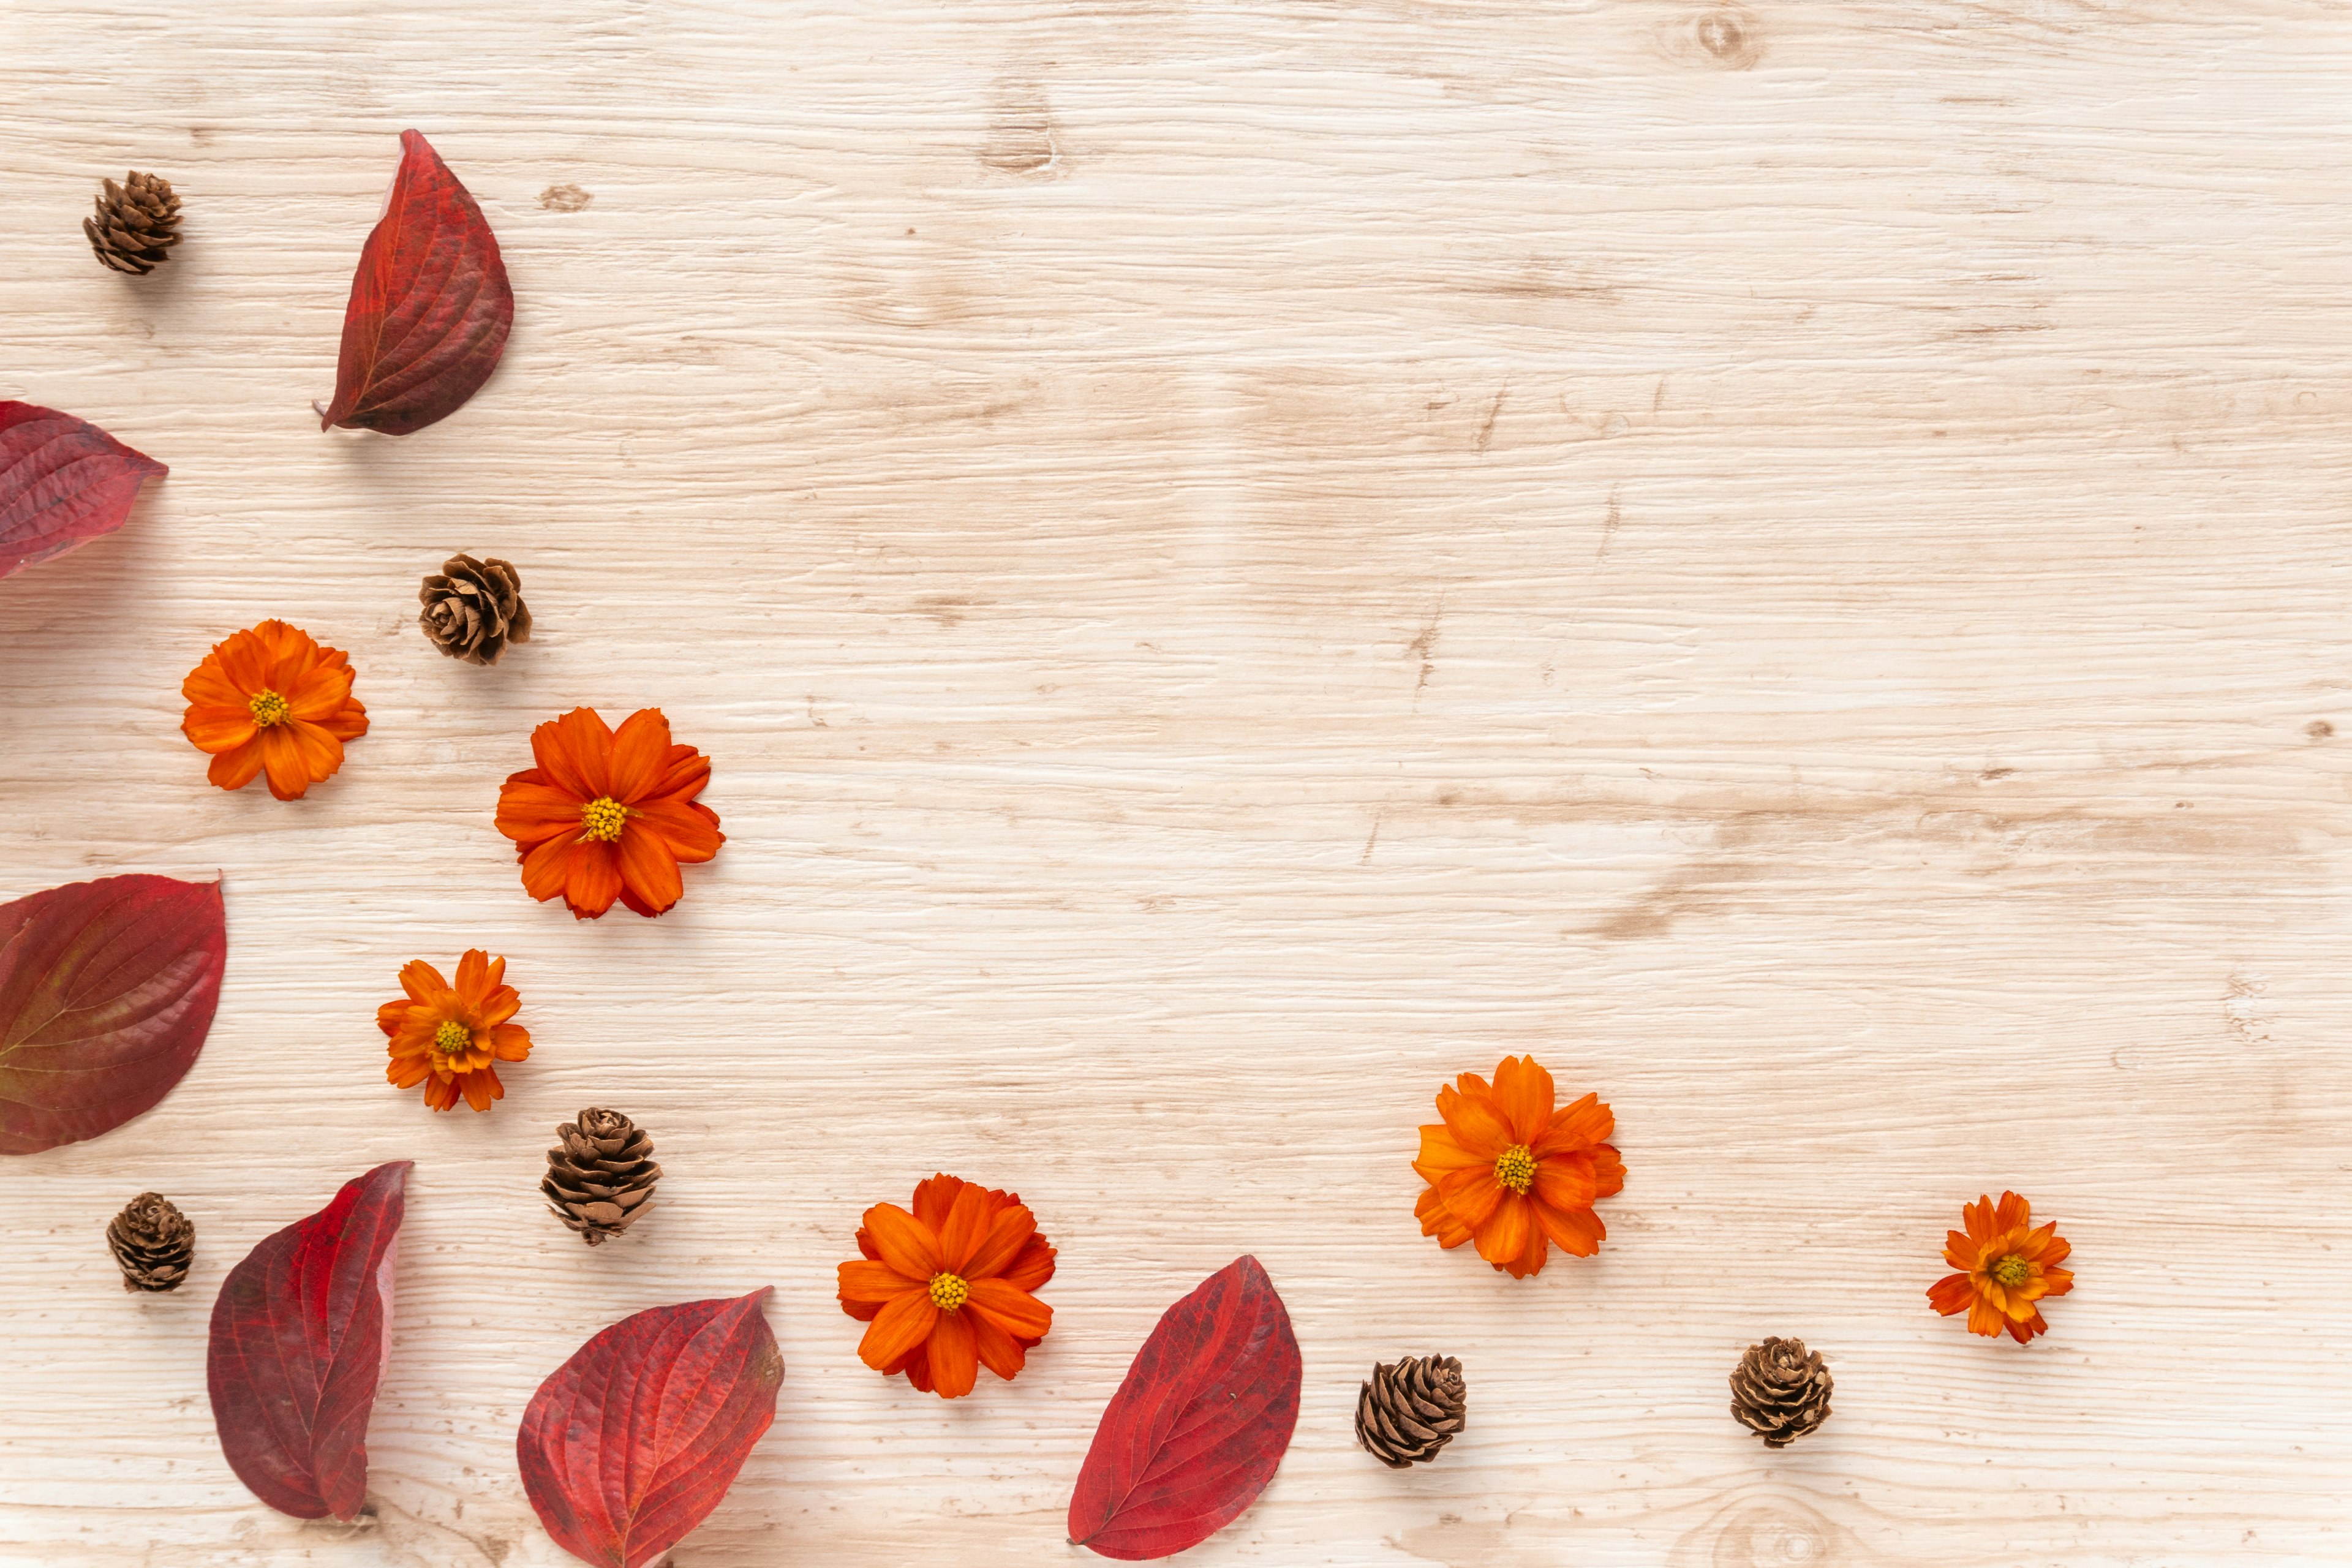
4,1,2350,1564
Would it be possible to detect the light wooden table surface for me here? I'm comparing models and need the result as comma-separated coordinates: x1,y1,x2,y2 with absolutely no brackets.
5,2,2350,1565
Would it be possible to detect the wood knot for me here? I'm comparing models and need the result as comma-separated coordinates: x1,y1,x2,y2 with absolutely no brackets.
1687,4,1763,69
538,184,593,213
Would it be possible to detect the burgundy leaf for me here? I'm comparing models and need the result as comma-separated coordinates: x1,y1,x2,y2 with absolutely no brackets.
518,1289,784,1568
1068,1256,1303,1561
318,129,513,435
0,401,167,579
208,1162,410,1520
0,874,223,1155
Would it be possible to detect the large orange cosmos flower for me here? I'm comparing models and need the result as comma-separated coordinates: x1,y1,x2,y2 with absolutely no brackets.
493,707,723,920
837,1174,1056,1399
379,949,532,1112
180,620,368,800
1413,1055,1624,1279
1928,1191,2074,1344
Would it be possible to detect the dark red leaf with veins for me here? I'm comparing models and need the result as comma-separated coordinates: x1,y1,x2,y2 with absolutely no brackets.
0,402,167,579
318,129,512,435
0,874,222,1155
1068,1256,1303,1560
518,1289,784,1568
208,1162,410,1520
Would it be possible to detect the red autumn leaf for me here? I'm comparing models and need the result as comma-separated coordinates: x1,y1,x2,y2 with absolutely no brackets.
0,874,224,1156
0,401,167,579
1068,1256,1303,1561
317,129,513,435
518,1289,784,1568
208,1161,410,1521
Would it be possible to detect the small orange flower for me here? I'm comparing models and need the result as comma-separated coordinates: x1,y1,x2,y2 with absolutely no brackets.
493,707,723,920
1412,1055,1624,1278
836,1174,1056,1399
1928,1191,2074,1343
379,949,532,1112
180,620,368,799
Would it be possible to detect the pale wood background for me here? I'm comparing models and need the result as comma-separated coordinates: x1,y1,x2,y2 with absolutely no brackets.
4,1,2350,1564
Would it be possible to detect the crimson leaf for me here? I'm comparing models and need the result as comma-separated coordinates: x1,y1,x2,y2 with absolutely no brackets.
1068,1256,1303,1560
518,1289,784,1568
208,1162,410,1520
0,874,223,1155
0,401,167,579
317,129,513,435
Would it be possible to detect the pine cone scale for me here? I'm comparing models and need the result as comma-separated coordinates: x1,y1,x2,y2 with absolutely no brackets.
85,172,183,274
1730,1336,1833,1447
107,1193,195,1292
420,553,531,665
543,1107,660,1245
1356,1354,1466,1467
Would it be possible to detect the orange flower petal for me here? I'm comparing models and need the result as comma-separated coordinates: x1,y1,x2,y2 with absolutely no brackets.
206,736,266,792
497,779,587,841
399,960,451,1001
965,1279,1051,1340
633,794,724,862
1965,1294,2004,1336
606,708,673,804
1532,1199,1604,1257
488,1023,531,1060
532,707,616,801
520,834,581,903
839,1260,922,1306
1474,1191,1535,1268
910,1174,967,1234
560,840,624,919
961,1205,1038,1281
613,822,685,916
968,1306,1028,1381
927,1308,979,1398
1531,1155,1597,1212
1532,1091,1613,1157
183,657,249,710
183,704,257,754
258,727,314,800
1490,1055,1555,1144
862,1204,941,1280
1436,1166,1504,1229
454,949,491,997
1414,1125,1485,1173
858,1289,938,1371
1926,1273,1975,1315
1436,1084,1513,1158
459,1066,502,1111
998,1235,1057,1294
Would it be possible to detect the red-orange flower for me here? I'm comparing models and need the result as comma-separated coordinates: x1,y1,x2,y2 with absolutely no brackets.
180,620,368,799
379,949,532,1112
493,707,723,920
836,1174,1056,1398
1928,1191,2074,1343
1412,1055,1624,1278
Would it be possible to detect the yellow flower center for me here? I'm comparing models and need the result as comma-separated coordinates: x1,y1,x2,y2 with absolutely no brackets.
1989,1255,2030,1287
247,690,290,727
927,1272,970,1311
1494,1144,1537,1195
432,1019,473,1058
580,797,629,842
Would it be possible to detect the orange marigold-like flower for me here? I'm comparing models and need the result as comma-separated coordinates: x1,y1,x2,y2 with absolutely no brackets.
1928,1190,2074,1343
180,620,368,800
492,707,723,921
379,949,532,1112
836,1174,1056,1399
1412,1055,1624,1279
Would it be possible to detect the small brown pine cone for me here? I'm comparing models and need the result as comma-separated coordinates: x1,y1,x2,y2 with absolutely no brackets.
1730,1336,1832,1447
107,1193,194,1292
1355,1354,1466,1468
84,172,183,275
419,553,532,665
543,1108,660,1245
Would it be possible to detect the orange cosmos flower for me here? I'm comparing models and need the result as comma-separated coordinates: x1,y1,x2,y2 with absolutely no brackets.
1928,1191,2074,1343
837,1174,1056,1399
1412,1055,1624,1278
379,949,532,1112
180,620,368,800
493,707,723,920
